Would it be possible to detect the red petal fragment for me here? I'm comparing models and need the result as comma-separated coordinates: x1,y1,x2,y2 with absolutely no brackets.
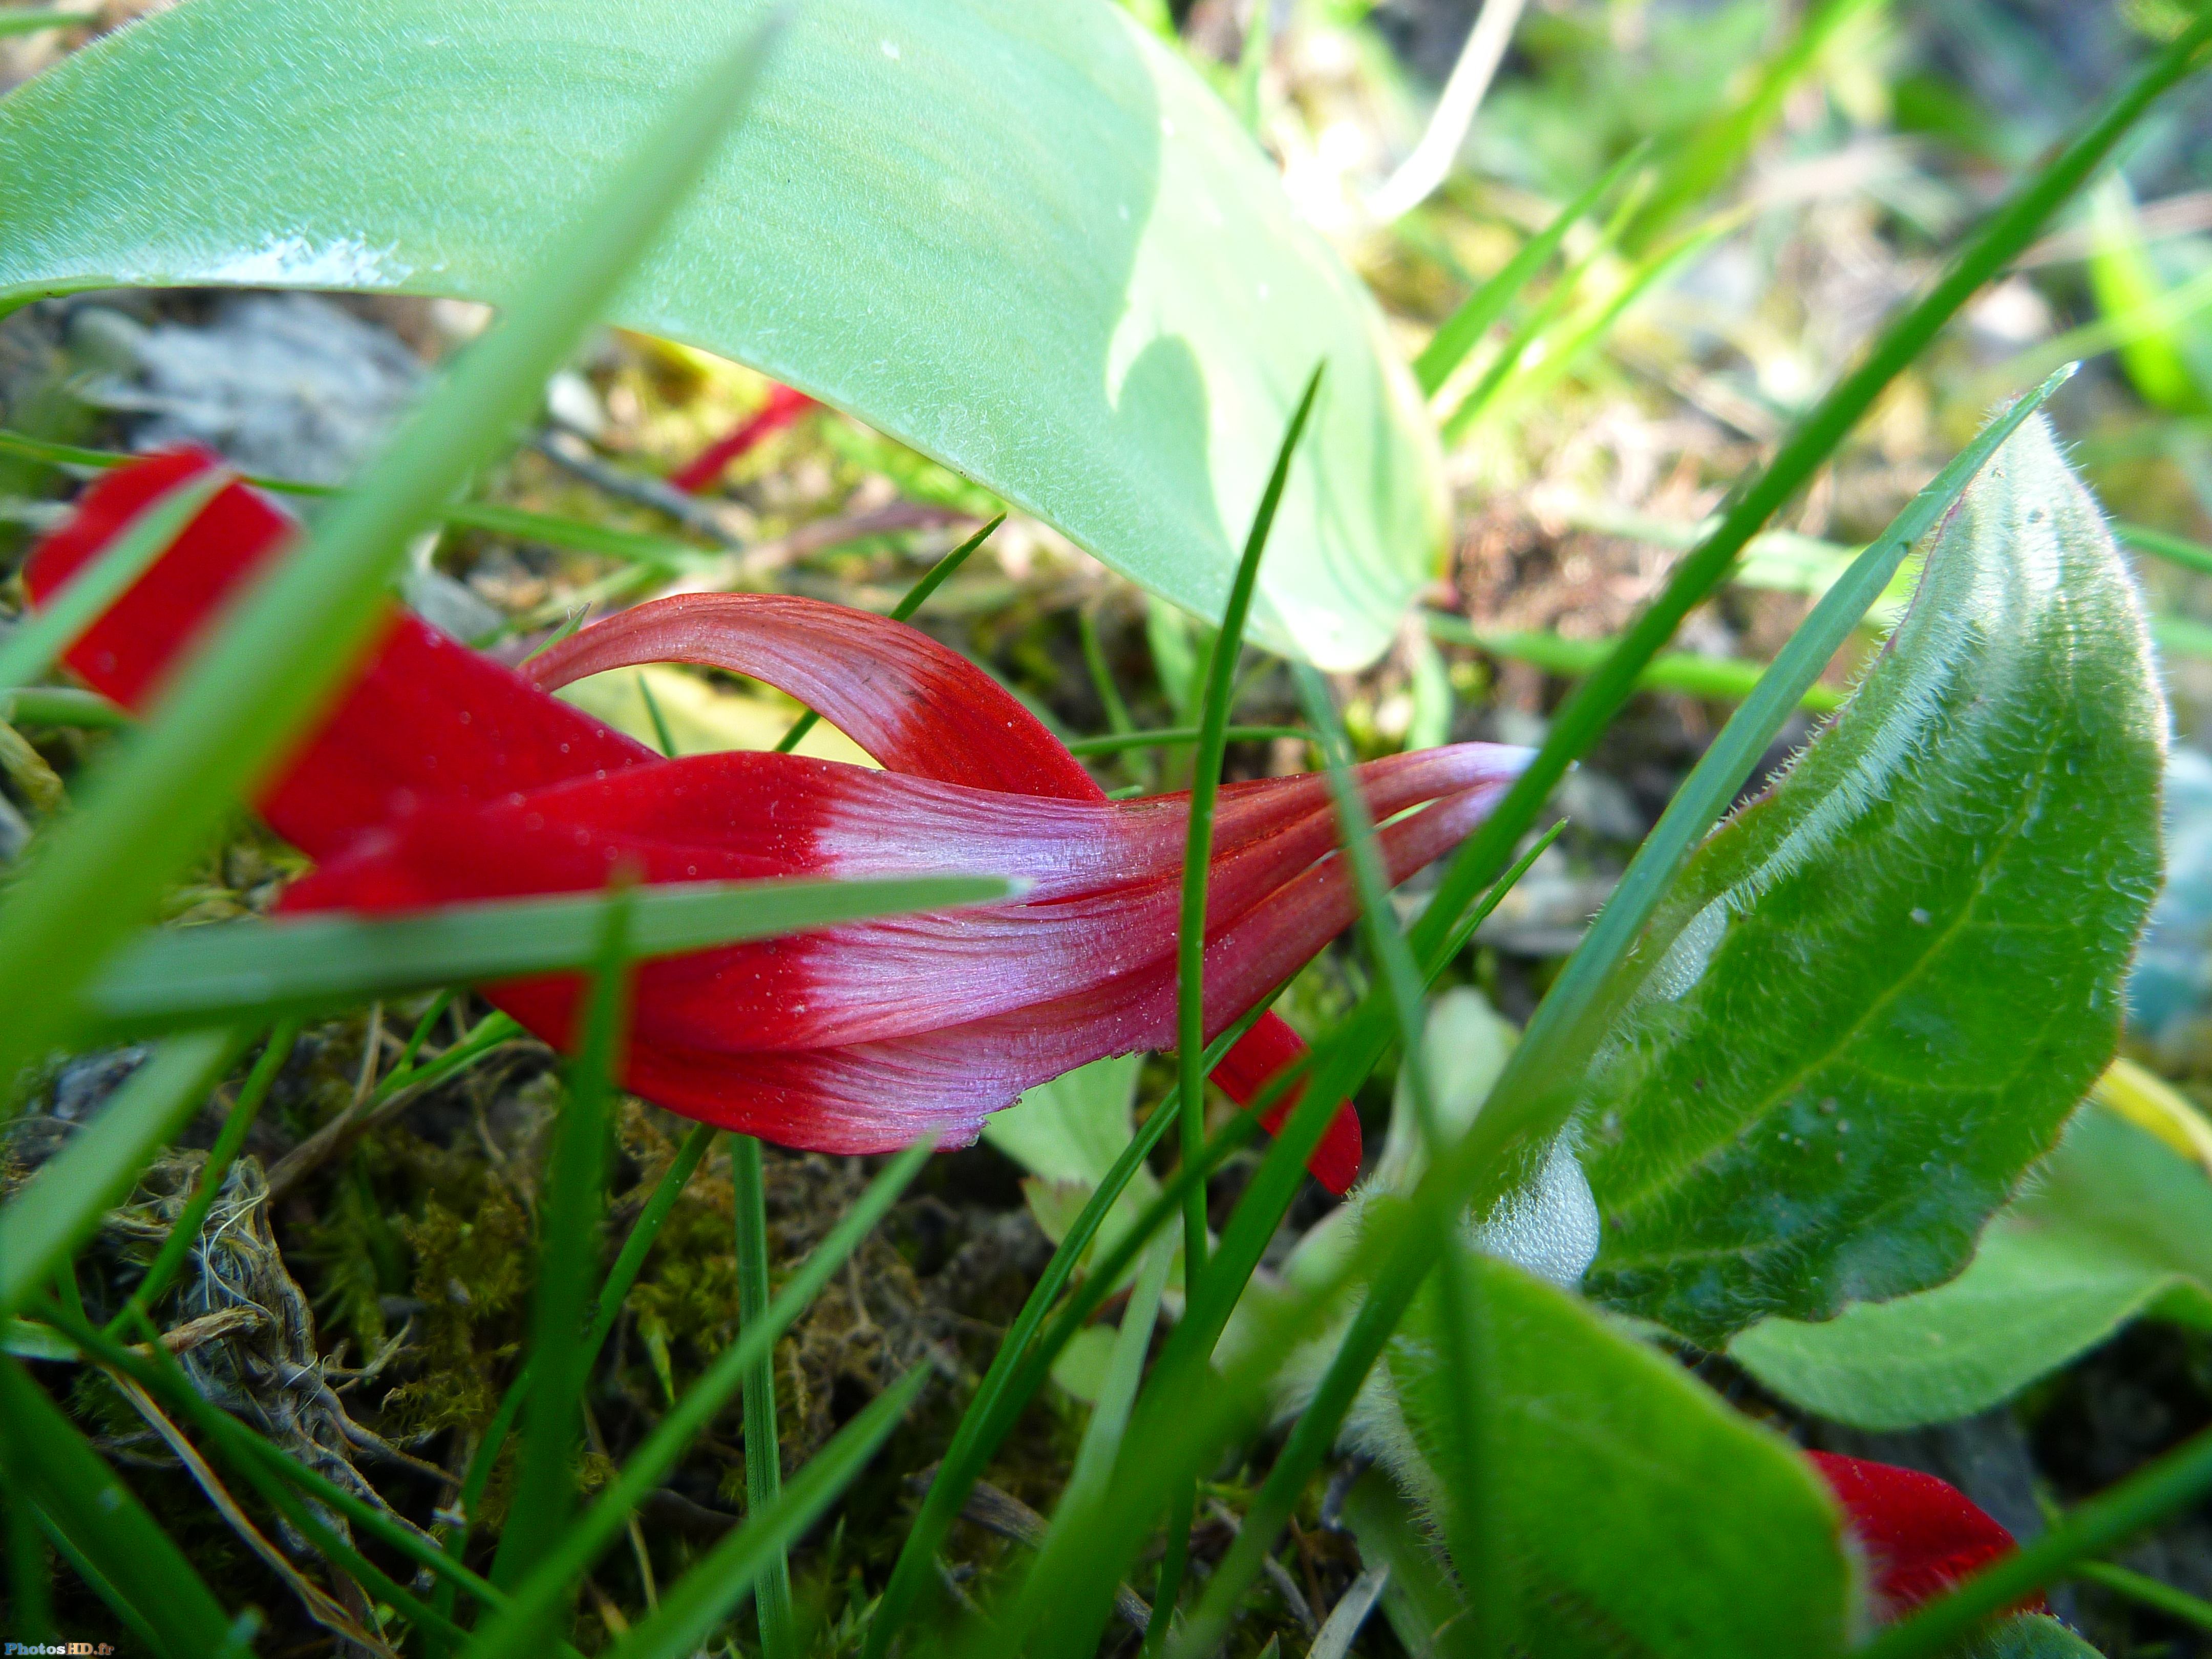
23,451,652,861
1805,1451,2042,1619
670,385,817,494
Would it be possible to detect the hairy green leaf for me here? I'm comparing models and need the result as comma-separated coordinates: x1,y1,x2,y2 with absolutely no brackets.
1349,1254,1853,1656
1732,1106,2212,1430
1580,419,2165,1344
0,0,1439,667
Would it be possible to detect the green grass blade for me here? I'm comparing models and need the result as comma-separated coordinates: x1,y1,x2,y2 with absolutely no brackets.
1153,358,1317,1652
0,9,76,38
463,1136,934,1659
775,512,1002,753
1395,8,2212,1020
0,1029,246,1320
2,687,130,729
604,1368,928,1659
0,466,230,692
2120,519,2212,577
1426,616,1846,710
0,10,788,1106
1624,0,1882,249
1181,367,1323,1294
109,1021,298,1330
1860,1423,2212,1659
1413,141,1649,396
1291,664,1499,1657
1437,183,1648,441
0,1355,237,1658
1480,217,1735,420
637,672,679,756
731,1132,797,1657
82,875,1012,1034
1064,724,1311,757
435,1119,717,1636
859,998,1280,1659
493,890,631,1598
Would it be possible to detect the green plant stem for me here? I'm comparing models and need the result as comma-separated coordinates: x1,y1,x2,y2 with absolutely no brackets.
435,1119,717,1637
860,1001,1284,1659
2072,1560,2212,1632
109,1021,299,1331
2119,520,2212,577
1064,725,1311,756
1861,1423,2212,1659
494,891,631,1599
1293,665,1499,1659
1178,367,1323,1309
1142,1505,1195,1659
775,513,1002,753
732,1132,797,1658
1413,141,1649,395
1426,615,1846,710
638,672,679,757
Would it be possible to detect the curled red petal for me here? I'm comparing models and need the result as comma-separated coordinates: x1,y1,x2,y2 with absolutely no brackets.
1804,1451,2043,1620
523,590,1102,801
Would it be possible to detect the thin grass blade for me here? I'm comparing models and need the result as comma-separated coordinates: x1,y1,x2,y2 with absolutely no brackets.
0,1355,237,1658
603,1368,929,1659
731,1131,797,1657
82,874,1013,1034
493,889,631,1592
463,1136,934,1659
1414,141,1649,396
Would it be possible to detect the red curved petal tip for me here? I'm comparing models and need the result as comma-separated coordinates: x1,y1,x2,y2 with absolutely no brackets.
1805,1451,2043,1619
1214,1012,1362,1195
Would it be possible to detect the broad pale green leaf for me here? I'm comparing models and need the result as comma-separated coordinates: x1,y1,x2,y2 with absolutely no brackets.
0,0,1440,668
1345,1252,1854,1656
1578,418,2166,1345
1731,1106,2212,1430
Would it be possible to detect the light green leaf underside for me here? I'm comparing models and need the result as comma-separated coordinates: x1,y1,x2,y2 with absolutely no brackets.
0,0,1440,668
1360,1254,1855,1656
1579,418,2166,1345
1732,1107,2212,1430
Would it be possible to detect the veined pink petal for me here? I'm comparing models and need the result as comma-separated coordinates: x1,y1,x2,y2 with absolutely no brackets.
280,745,1522,1051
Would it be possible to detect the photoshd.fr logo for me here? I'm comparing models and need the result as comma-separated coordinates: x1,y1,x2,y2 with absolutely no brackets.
4,1644,115,1655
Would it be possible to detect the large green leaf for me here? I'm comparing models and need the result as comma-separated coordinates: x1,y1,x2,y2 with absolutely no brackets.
0,0,1439,669
1347,1252,1855,1656
1578,418,2165,1345
1731,1105,2212,1430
